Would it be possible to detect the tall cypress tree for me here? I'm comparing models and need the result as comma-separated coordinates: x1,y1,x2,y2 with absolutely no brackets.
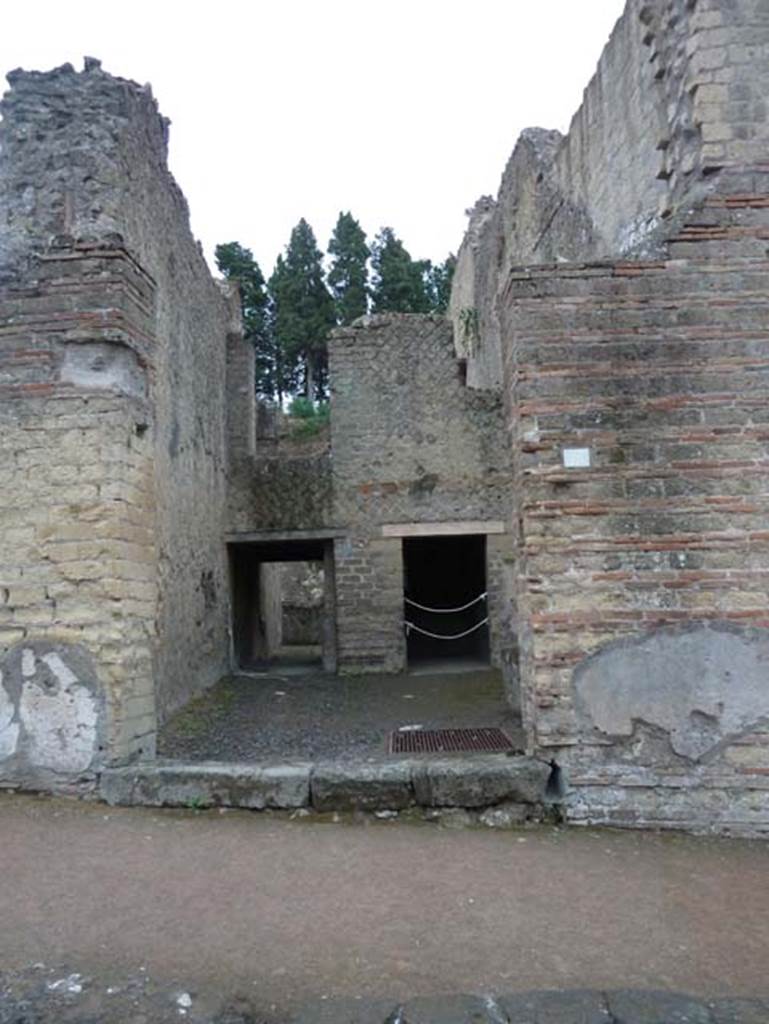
328,212,369,326
370,228,431,314
273,219,335,401
266,255,300,403
427,253,457,314
215,241,275,397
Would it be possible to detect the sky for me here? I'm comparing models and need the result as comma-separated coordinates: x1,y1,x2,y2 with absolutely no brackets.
1,0,625,276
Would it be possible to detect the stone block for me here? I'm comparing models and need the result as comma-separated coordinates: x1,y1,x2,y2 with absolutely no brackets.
289,997,399,1024
412,756,548,808
499,988,612,1023
604,990,712,1024
310,760,415,811
400,993,501,1024
100,762,312,809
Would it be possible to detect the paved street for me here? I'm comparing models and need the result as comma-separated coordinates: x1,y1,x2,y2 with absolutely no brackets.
1,794,768,1021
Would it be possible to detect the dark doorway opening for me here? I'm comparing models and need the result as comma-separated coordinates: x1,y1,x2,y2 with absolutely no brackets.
403,534,489,670
228,538,335,673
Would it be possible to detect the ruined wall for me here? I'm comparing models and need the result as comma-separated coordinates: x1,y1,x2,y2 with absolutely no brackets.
451,0,769,389
227,446,333,535
0,61,232,780
501,179,769,834
0,246,158,780
226,363,333,536
329,314,513,674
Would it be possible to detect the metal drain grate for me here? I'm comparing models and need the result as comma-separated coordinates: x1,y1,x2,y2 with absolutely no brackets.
388,726,513,755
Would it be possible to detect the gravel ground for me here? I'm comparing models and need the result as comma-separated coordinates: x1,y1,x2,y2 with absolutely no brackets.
2,794,769,1016
157,669,521,763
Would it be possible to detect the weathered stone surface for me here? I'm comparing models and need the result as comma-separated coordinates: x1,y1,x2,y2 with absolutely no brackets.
412,756,548,809
605,989,713,1023
310,761,415,811
564,777,769,839
99,762,311,809
400,993,501,1023
289,997,399,1024
478,802,532,829
499,988,612,1023
709,997,769,1024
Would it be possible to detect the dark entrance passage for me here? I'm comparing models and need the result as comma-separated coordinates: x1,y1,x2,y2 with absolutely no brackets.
228,538,336,673
402,534,489,669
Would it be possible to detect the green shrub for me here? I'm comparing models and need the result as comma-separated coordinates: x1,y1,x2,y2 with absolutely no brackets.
287,399,330,438
288,396,316,419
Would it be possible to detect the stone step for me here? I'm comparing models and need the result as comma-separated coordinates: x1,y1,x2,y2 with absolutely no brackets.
99,755,550,816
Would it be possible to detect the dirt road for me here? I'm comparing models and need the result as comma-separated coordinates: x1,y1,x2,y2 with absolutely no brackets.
1,794,768,1013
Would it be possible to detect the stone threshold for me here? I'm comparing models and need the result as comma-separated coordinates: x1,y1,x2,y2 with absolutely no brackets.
99,754,551,818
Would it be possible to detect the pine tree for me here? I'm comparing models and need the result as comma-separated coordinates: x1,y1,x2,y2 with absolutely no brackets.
328,212,369,326
370,228,431,314
215,241,276,398
266,255,300,403
272,219,335,401
427,254,457,314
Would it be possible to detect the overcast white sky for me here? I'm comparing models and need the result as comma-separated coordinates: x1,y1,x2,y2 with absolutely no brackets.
2,1,625,275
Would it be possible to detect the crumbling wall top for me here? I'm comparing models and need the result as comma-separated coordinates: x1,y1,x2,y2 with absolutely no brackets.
0,58,191,281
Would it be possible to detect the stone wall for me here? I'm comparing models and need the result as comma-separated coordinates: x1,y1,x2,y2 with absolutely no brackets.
451,0,769,389
0,245,158,779
329,314,513,674
501,180,769,833
0,60,233,781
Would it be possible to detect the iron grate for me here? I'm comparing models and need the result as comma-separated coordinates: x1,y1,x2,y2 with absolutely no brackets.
388,726,513,755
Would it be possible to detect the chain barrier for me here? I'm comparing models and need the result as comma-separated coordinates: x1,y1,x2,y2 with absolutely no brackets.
404,617,490,641
404,591,487,614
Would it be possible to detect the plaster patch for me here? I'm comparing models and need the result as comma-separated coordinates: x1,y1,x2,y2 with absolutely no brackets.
19,664,98,774
60,341,145,398
0,674,19,760
21,648,35,677
573,626,769,761
41,651,78,688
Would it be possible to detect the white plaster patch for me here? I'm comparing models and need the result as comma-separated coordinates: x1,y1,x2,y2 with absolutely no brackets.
21,648,36,677
0,672,20,761
562,447,591,469
575,627,769,761
41,651,78,687
19,656,98,774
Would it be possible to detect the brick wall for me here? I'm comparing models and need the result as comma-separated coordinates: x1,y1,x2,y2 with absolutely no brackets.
451,0,769,391
0,61,232,781
0,245,158,778
329,315,513,673
501,179,769,832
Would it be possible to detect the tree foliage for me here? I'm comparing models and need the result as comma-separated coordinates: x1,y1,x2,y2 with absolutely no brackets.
217,218,456,404
214,241,276,397
328,212,369,326
271,219,335,401
427,253,456,314
370,228,432,314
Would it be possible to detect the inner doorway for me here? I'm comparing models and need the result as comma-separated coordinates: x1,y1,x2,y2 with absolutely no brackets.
228,538,335,673
402,534,489,670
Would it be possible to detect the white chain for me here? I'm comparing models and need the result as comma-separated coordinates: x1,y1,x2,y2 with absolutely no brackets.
404,617,489,640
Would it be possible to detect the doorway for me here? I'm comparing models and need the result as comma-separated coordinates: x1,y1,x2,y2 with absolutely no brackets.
228,538,335,672
402,534,489,670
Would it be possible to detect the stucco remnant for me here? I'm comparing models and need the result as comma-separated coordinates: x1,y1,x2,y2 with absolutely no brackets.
574,626,769,762
0,641,104,780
